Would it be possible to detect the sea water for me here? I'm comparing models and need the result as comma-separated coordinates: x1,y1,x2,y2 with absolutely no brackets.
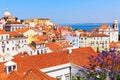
63,23,120,33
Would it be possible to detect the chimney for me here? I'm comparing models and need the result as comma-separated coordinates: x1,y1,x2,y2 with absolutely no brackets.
4,61,17,74
68,49,72,54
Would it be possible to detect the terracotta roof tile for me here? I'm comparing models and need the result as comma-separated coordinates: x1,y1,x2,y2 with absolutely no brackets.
110,41,120,48
6,67,56,80
23,67,56,80
46,42,63,51
70,47,97,66
34,41,45,44
81,33,109,37
54,30,60,35
89,33,109,37
99,24,109,30
0,30,8,34
6,21,21,24
8,31,22,37
34,35,50,41
93,28,98,31
16,28,29,33
7,71,23,80
0,47,97,80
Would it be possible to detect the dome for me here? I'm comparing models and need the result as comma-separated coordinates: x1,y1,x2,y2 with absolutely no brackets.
4,9,11,17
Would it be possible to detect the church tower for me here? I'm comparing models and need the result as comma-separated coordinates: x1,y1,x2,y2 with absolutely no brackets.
112,20,119,42
112,20,118,30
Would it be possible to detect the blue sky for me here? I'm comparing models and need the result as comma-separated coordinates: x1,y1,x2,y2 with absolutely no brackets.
0,0,120,24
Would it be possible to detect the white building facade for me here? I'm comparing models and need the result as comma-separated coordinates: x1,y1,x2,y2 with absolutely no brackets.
0,31,28,57
41,63,82,80
79,33,110,52
66,34,80,48
23,41,48,55
97,20,119,42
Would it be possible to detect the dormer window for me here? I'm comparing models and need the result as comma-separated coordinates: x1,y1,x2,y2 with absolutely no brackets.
4,61,17,74
13,65,16,70
31,41,45,49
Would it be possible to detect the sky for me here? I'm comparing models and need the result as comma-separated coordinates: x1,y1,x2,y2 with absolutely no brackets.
0,0,120,24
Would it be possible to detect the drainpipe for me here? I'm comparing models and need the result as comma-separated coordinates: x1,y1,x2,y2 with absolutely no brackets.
69,66,72,80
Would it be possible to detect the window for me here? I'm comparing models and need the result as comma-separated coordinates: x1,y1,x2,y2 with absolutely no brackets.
93,41,94,44
12,47,14,50
8,66,12,73
81,38,83,40
7,41,9,44
7,48,9,51
44,49,47,53
65,74,70,80
96,41,98,44
37,50,39,55
97,37,99,40
2,42,4,45
72,40,75,42
1,36,3,40
12,27,14,31
13,65,16,70
6,35,8,39
105,41,107,44
56,75,62,80
91,41,93,46
25,40,26,43
18,46,20,49
31,51,32,55
102,46,104,48
41,50,43,54
2,49,5,53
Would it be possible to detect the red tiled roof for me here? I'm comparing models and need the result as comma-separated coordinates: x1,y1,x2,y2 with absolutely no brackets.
12,47,96,74
0,30,8,34
58,26,72,32
34,41,45,44
80,32,88,36
6,21,21,24
7,71,23,80
110,41,120,48
35,35,49,41
89,33,109,37
46,41,71,50
0,47,97,80
8,31,22,37
23,67,56,80
81,33,109,37
76,30,84,33
99,24,109,30
6,67,56,80
16,28,29,33
46,42,63,51
70,47,97,66
54,30,60,35
93,28,98,31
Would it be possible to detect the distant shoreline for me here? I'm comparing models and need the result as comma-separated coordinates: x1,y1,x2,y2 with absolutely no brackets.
61,23,120,33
